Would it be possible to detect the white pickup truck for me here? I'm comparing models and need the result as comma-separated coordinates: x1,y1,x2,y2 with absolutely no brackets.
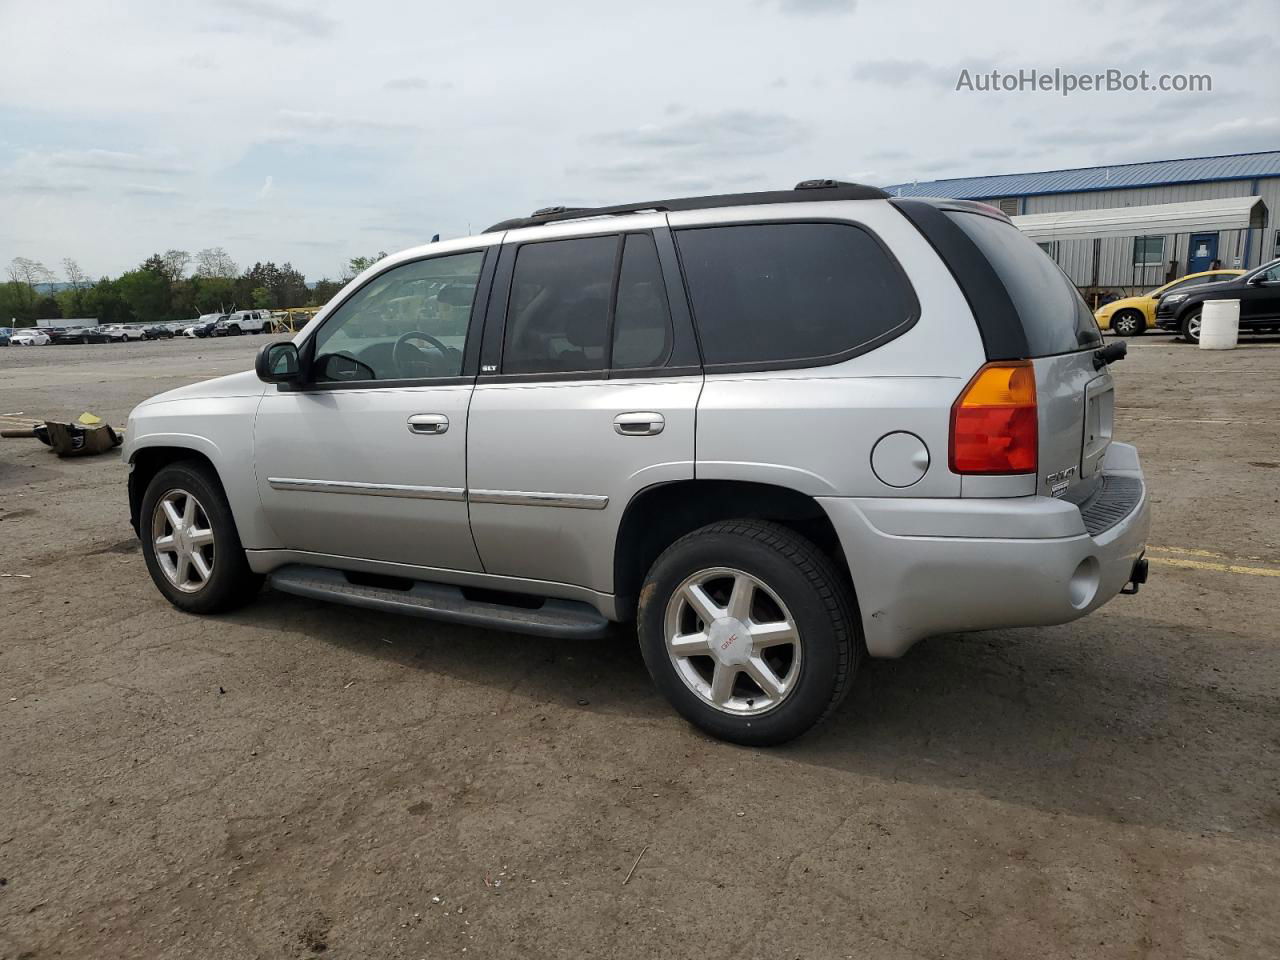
213,310,270,336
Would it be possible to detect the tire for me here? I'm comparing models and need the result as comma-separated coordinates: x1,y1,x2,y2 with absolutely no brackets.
637,520,859,746
1181,310,1202,344
229,325,242,336
80,335,88,344
139,461,262,614
1111,310,1145,337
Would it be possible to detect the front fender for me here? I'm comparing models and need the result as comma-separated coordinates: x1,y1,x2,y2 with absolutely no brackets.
125,395,280,550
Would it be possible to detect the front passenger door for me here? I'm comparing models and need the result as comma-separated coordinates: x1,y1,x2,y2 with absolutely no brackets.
253,248,492,572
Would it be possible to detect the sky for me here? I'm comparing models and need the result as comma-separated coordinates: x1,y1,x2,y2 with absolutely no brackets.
0,0,1276,281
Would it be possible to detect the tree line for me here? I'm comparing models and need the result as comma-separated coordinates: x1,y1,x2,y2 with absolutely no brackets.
1,249,387,327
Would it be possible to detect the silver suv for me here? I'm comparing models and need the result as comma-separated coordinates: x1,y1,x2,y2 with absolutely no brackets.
123,180,1150,745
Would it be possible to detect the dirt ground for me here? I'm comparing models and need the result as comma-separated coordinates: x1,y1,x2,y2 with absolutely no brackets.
1,334,1278,960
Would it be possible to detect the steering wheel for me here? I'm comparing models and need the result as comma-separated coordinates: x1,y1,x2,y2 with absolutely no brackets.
392,331,451,378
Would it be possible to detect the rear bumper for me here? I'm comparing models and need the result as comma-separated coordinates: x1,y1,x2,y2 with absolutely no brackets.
819,442,1150,658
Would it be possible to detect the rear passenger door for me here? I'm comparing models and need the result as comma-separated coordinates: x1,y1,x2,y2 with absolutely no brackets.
466,216,703,594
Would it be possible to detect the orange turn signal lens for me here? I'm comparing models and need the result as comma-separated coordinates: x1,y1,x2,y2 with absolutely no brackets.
949,361,1038,475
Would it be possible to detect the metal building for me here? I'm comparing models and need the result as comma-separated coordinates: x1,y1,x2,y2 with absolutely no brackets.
886,151,1279,297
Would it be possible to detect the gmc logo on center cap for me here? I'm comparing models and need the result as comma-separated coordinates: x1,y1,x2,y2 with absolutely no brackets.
722,634,737,651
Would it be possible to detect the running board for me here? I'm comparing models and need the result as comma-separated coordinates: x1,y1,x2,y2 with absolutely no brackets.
268,565,611,639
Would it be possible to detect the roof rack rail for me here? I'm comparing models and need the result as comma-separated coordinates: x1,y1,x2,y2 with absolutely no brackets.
484,180,889,233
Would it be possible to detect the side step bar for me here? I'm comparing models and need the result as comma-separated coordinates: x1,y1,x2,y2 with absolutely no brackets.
268,565,611,639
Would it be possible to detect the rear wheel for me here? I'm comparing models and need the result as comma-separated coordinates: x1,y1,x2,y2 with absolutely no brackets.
637,520,858,746
1181,311,1202,344
140,461,262,614
1112,310,1145,337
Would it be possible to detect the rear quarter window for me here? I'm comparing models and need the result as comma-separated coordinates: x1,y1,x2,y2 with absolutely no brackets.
674,222,918,368
946,211,1102,356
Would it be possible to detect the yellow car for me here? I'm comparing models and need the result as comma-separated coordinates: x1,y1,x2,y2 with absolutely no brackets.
1095,269,1243,336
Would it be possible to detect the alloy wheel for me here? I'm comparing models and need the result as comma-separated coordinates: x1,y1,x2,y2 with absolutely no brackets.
151,489,216,593
663,567,802,717
1114,314,1139,336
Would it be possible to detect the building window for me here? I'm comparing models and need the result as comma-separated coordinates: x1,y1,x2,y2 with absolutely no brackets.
1133,236,1166,267
1273,229,1280,258
997,198,1020,217
1037,240,1059,259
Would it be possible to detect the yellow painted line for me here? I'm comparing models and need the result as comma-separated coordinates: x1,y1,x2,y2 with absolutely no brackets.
1149,556,1280,578
1117,416,1273,426
1151,546,1234,560
1150,545,1277,563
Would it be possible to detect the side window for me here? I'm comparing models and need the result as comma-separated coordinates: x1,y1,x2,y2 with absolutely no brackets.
502,236,616,375
312,251,483,382
674,222,917,366
612,233,672,370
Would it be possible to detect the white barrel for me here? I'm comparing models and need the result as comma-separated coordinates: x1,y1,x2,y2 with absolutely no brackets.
1199,299,1240,350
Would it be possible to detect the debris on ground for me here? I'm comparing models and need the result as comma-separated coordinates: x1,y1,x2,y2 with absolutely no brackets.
1,412,123,458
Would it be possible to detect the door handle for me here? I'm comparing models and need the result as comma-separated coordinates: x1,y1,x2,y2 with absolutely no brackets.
407,413,449,435
613,412,665,436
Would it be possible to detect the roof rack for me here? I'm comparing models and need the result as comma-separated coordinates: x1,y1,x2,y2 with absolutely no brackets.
484,179,889,233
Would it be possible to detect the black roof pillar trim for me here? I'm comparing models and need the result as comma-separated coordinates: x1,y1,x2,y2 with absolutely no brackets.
890,198,1030,361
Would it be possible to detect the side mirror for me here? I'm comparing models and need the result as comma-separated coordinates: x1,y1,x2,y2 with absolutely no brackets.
256,341,301,384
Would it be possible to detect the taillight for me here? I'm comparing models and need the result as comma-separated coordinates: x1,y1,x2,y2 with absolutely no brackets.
949,361,1038,474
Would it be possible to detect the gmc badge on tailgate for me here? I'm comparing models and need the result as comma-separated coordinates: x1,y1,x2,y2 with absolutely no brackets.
1046,466,1077,497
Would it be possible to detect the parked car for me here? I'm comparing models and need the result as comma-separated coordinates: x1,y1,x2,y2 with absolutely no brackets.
144,323,176,339
101,323,146,342
0,332,9,347
123,181,1150,746
9,329,51,346
52,326,112,344
1094,269,1242,336
1155,257,1280,343
214,310,270,336
183,314,225,338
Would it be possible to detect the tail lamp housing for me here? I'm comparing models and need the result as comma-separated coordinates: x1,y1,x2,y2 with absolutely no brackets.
949,361,1038,475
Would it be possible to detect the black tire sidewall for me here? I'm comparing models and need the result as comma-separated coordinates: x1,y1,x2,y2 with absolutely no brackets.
139,462,258,614
638,526,851,746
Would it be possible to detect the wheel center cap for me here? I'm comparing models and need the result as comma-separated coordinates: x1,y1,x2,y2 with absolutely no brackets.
707,617,751,666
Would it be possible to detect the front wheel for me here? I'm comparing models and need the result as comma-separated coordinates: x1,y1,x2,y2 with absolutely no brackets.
139,461,262,614
637,520,859,746
1112,310,1145,337
1181,311,1202,344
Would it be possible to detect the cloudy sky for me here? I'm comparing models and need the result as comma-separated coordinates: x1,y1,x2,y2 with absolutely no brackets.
1,0,1275,281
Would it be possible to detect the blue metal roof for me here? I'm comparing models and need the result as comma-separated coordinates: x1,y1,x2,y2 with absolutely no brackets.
884,151,1280,200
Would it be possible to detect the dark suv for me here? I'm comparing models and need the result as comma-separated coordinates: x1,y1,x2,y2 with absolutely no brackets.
1156,257,1280,343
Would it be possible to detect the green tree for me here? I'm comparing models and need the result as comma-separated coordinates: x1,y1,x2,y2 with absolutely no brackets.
117,269,171,324
346,252,387,280
309,278,344,307
193,276,235,313
251,286,272,308
194,247,237,279
62,258,91,317
5,257,54,323
0,281,34,325
33,295,62,320
82,277,133,325
170,279,198,320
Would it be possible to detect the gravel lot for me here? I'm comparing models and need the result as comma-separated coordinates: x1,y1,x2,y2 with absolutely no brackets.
2,334,1278,959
